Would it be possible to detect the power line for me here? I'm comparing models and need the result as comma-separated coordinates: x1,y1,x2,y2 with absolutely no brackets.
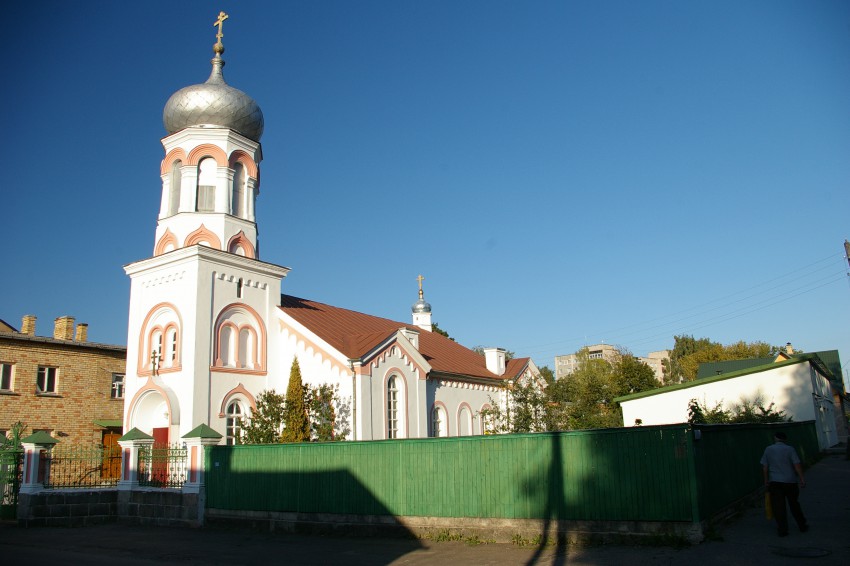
518,251,847,361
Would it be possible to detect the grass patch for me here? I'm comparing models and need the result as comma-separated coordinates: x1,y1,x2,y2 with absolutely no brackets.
420,529,494,545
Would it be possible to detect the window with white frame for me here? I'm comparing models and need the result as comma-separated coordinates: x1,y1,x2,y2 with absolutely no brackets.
226,400,243,445
196,158,217,212
111,374,125,399
231,163,245,217
387,376,399,439
214,306,263,371
168,160,182,216
1,363,13,391
36,366,57,394
139,305,181,375
458,406,472,436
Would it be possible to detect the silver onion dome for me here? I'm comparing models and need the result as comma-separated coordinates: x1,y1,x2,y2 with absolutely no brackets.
163,45,264,142
412,298,431,314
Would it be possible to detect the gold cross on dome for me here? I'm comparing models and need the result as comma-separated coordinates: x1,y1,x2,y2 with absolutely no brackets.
213,11,229,44
416,274,425,298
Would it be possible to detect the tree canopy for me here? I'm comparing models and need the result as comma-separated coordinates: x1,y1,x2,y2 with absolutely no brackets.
663,335,785,383
239,390,285,444
485,346,660,433
280,358,311,443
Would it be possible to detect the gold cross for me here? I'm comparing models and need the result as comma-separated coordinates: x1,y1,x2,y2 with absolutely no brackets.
416,274,425,298
150,350,161,376
213,11,229,45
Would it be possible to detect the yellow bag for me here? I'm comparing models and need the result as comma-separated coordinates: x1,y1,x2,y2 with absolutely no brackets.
765,492,773,520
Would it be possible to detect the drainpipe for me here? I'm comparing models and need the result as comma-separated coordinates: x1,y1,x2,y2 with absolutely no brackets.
349,360,357,441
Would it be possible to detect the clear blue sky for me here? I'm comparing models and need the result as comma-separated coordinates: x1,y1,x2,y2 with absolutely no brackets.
4,1,849,382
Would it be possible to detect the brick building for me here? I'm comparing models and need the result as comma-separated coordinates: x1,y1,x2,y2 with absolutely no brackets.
0,315,126,445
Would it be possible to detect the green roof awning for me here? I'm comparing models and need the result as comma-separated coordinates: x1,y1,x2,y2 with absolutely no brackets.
93,419,123,428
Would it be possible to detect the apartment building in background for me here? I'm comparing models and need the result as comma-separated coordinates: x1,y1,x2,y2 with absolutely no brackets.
555,343,669,383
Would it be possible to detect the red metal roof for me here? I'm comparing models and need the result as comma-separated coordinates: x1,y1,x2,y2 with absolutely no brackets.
279,295,519,382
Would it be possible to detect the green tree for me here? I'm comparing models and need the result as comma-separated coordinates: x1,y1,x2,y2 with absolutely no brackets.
480,378,547,434
239,390,285,444
307,383,338,441
611,350,658,395
431,322,455,342
538,365,555,385
0,421,26,450
546,348,621,431
663,335,719,384
687,395,789,425
664,335,785,383
281,357,310,443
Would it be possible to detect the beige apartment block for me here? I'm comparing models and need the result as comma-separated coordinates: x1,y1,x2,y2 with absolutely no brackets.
0,315,126,445
555,344,669,383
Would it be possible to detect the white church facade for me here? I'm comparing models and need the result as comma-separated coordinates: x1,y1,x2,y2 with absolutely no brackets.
122,15,541,446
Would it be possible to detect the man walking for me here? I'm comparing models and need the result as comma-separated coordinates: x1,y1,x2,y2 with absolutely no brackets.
760,431,808,537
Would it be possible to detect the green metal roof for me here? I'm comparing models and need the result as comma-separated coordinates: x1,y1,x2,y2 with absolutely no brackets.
182,423,223,439
696,358,775,379
21,431,58,444
119,427,154,441
615,354,832,404
93,419,123,428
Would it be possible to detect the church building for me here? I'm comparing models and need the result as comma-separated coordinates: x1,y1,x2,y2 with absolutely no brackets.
122,14,541,445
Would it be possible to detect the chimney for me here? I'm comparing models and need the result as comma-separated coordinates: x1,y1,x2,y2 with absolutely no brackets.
75,323,88,342
53,316,75,340
21,315,37,336
785,342,794,355
484,347,506,377
399,327,420,350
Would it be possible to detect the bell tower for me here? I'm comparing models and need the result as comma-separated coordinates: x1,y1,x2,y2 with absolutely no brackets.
123,13,289,445
155,10,265,260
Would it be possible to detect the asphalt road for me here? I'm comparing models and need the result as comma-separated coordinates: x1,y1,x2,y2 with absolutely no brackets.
1,453,847,565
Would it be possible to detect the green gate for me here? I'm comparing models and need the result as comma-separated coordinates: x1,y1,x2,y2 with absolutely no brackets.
0,449,23,520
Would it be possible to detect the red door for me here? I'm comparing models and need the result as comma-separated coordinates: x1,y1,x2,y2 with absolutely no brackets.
152,427,169,447
151,427,169,485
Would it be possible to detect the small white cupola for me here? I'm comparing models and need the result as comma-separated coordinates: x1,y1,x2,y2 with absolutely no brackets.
484,347,506,376
411,274,432,332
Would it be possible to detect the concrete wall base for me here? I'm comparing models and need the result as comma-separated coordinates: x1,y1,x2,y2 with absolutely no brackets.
17,489,201,528
205,509,706,545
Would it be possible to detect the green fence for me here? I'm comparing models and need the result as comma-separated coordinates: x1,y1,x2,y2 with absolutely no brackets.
692,421,819,518
205,422,816,524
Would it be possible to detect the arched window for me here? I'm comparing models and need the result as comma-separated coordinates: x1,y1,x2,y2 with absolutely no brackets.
225,401,243,445
168,160,182,216
151,329,163,370
458,406,472,436
231,163,245,217
431,405,446,437
480,404,495,435
238,328,253,368
219,325,235,367
138,304,182,376
213,304,266,374
163,325,179,368
196,158,217,212
387,376,399,439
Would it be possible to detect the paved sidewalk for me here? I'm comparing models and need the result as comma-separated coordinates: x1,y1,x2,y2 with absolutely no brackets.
1,453,847,565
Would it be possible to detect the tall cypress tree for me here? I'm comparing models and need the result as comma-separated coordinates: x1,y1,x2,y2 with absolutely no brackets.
281,357,310,442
